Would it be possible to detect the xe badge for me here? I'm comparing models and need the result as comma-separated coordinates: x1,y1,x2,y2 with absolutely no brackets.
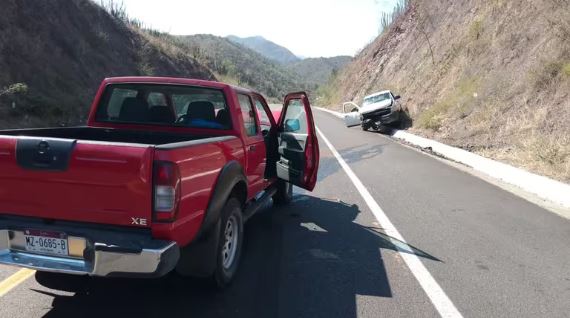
131,217,147,226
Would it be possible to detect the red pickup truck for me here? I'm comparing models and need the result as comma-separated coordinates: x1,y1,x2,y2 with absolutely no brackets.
0,77,319,288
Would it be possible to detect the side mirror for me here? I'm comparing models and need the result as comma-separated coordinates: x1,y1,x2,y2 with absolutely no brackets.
262,129,269,137
394,95,401,100
284,119,301,132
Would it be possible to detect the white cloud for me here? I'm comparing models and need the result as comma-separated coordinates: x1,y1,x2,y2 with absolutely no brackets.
118,0,401,57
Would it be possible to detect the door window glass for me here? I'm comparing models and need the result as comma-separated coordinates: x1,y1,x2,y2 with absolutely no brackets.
147,92,167,107
106,88,138,118
254,99,272,132
283,99,308,134
238,94,257,136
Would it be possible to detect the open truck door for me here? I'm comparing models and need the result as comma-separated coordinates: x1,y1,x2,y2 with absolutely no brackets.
276,92,320,191
343,102,362,127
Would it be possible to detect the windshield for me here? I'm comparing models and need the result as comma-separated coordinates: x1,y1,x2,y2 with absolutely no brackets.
95,84,231,130
362,93,391,106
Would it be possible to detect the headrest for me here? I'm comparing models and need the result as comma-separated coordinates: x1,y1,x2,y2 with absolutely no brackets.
215,108,231,128
119,97,149,122
186,101,215,121
149,106,175,124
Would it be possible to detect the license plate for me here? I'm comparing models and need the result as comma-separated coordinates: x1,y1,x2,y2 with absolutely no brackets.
24,229,68,256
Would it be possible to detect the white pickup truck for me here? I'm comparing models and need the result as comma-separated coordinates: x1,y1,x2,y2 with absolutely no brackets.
343,90,401,131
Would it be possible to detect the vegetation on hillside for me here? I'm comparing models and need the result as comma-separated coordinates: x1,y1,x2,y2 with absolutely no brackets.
227,35,300,64
226,35,352,91
379,0,410,34
288,56,352,88
178,35,308,98
0,0,213,128
320,0,570,182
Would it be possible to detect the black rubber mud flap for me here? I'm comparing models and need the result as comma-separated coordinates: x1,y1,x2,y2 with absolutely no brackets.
175,219,221,277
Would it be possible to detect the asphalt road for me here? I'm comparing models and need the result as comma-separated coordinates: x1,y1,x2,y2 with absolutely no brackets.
0,109,569,317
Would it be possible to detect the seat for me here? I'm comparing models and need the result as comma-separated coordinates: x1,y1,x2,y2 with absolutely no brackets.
215,108,231,128
119,98,149,122
149,106,175,124
186,101,216,121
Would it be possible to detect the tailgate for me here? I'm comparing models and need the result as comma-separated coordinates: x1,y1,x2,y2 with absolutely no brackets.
0,137,154,228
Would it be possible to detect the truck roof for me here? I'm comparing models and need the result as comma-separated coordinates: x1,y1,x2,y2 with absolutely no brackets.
103,76,256,94
364,90,391,99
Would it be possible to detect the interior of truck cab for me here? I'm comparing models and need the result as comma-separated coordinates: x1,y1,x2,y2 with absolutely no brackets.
95,84,232,130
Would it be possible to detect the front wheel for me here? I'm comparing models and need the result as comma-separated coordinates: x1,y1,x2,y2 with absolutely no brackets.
213,197,244,289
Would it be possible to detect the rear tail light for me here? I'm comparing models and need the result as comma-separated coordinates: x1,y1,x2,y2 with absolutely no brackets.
153,161,181,222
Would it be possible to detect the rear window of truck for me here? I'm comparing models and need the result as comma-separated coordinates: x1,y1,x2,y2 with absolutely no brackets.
95,84,231,130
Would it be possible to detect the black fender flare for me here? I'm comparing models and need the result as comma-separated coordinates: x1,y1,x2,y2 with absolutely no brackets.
175,161,246,277
198,160,247,238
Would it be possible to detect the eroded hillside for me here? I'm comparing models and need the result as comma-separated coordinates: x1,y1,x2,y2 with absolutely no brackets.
0,0,213,128
325,0,570,181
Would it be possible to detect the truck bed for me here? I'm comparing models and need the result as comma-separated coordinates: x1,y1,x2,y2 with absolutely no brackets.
0,126,238,229
0,127,208,146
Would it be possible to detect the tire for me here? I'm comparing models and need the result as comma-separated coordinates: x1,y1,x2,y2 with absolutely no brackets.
213,197,244,289
361,124,369,131
273,180,293,205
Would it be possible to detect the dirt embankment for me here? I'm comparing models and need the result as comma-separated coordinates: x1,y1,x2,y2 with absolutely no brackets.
327,0,570,182
0,0,214,128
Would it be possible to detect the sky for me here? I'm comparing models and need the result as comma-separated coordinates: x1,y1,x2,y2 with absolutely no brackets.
118,0,401,58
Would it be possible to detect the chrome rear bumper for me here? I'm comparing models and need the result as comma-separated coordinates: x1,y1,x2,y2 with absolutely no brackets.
0,229,179,278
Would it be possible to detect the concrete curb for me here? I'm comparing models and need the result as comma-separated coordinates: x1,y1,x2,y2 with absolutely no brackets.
314,107,570,208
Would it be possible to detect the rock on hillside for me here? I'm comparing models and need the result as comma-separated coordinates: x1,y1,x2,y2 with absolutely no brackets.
0,0,214,128
328,0,570,182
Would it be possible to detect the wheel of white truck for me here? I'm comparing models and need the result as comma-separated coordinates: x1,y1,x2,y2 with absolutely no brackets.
273,180,293,205
214,197,244,288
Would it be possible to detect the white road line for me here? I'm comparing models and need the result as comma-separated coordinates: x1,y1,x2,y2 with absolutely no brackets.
316,126,463,318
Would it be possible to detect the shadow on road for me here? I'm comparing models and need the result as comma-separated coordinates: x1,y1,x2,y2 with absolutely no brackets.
318,143,386,182
35,194,438,318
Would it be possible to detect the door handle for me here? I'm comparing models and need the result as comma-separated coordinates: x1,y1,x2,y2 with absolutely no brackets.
249,145,256,151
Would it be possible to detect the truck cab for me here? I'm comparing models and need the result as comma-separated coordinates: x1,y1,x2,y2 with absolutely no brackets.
343,90,402,131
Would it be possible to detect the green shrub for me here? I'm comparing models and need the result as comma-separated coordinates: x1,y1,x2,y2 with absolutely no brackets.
0,83,28,97
417,108,444,130
563,62,570,77
379,0,411,34
532,61,562,89
469,19,484,40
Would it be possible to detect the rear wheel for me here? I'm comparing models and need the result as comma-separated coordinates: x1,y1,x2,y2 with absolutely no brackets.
273,180,293,205
213,197,244,289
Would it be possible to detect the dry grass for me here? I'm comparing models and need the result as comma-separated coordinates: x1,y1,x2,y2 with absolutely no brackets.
531,60,564,90
479,133,570,182
475,101,570,182
417,77,480,130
